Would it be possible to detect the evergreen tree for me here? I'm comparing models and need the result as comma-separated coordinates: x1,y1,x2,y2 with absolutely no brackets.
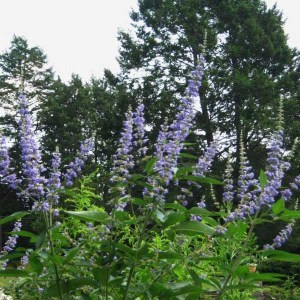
0,35,54,135
117,0,298,164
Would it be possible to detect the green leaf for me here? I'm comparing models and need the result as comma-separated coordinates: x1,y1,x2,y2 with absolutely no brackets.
0,211,28,225
179,153,198,159
36,230,46,248
246,272,285,282
93,267,109,285
263,250,300,262
10,230,37,239
131,197,146,206
157,252,184,260
0,270,29,277
181,175,224,185
173,221,215,236
115,243,136,258
175,166,194,177
29,255,43,275
129,174,146,181
187,207,217,217
163,212,186,227
46,277,97,297
272,198,285,215
0,253,25,261
145,157,157,175
63,247,80,264
164,202,187,212
65,211,108,223
280,210,300,219
259,169,267,188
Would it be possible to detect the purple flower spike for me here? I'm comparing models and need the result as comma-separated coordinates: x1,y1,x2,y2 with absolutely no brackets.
260,130,287,207
133,103,148,156
110,109,134,187
46,150,62,207
0,136,19,189
264,222,294,250
149,55,206,203
18,94,45,200
64,138,94,186
1,221,22,269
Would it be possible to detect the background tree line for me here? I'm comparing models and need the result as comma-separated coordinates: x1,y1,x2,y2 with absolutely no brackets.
1,0,300,273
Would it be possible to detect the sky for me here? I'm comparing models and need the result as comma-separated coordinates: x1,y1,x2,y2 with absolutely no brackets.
0,0,298,82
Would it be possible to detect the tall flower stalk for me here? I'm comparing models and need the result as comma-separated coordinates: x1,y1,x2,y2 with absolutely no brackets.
149,55,206,203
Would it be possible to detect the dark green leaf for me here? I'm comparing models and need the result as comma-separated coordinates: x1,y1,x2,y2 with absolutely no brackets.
29,255,43,275
10,230,37,239
173,221,215,236
63,247,80,264
164,202,187,212
145,157,157,175
281,210,300,219
179,153,198,159
187,207,217,217
259,169,267,188
263,250,300,262
272,198,285,215
0,270,29,277
157,252,184,260
163,212,186,227
0,211,29,225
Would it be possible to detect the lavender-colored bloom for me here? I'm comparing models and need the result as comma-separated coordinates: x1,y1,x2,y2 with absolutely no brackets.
0,136,19,189
260,130,287,207
18,94,45,199
263,222,294,250
215,225,227,235
194,141,218,178
42,151,62,212
20,254,29,267
133,103,148,156
111,109,134,184
64,138,94,186
149,56,206,203
2,221,22,258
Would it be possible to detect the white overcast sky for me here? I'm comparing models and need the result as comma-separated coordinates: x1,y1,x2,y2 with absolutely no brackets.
0,0,298,82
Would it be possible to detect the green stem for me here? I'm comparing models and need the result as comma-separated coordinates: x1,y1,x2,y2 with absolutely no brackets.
44,213,64,300
122,209,151,300
216,213,258,300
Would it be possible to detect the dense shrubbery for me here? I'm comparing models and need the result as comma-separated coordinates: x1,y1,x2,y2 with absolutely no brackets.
1,58,300,300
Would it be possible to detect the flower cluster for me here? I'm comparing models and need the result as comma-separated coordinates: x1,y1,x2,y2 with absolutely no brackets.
0,221,22,269
64,138,94,186
0,136,19,189
259,130,290,206
264,222,294,250
133,102,148,156
111,109,134,186
149,56,206,203
18,94,46,200
222,157,234,203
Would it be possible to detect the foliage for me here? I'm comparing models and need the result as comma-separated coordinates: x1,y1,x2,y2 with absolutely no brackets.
1,59,300,300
